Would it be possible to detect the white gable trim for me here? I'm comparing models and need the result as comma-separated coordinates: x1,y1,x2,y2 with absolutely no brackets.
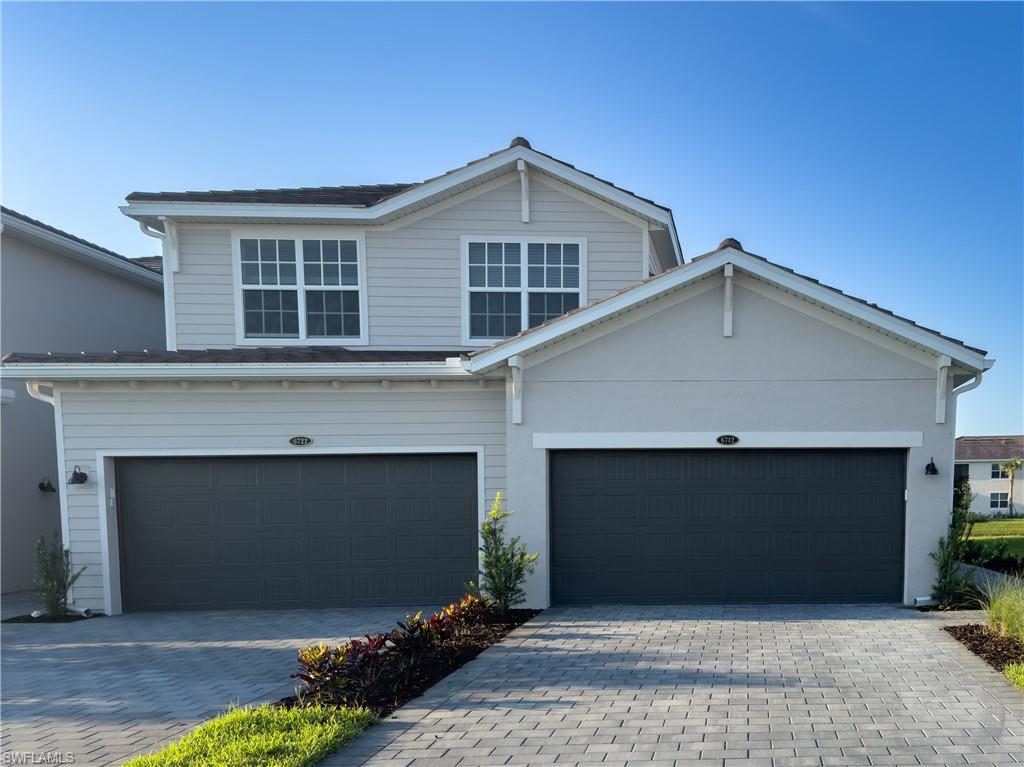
465,248,992,374
120,146,682,264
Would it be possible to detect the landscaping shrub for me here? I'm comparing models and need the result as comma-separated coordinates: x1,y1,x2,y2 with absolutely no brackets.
293,593,497,713
931,478,981,607
980,577,1024,642
478,493,538,612
34,533,85,616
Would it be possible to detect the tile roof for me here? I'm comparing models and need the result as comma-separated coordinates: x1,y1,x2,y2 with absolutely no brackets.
2,347,463,365
132,256,164,274
125,184,416,206
1,206,161,278
123,138,672,214
955,435,1024,461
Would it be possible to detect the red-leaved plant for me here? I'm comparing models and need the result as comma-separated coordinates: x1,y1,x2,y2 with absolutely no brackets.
292,592,489,709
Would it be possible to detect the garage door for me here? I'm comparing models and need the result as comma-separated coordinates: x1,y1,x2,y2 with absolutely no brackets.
550,449,905,604
117,453,477,611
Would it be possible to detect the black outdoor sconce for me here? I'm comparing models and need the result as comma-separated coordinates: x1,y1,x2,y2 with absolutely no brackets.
38,477,56,493
67,465,89,485
925,458,939,476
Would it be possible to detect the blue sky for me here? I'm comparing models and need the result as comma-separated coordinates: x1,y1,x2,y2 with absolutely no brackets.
3,2,1021,435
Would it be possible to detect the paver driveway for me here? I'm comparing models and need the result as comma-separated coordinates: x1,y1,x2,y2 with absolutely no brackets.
0,606,415,766
335,605,1024,767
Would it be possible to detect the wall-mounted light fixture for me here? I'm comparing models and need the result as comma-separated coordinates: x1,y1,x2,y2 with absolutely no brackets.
67,465,89,485
38,477,56,493
925,458,939,476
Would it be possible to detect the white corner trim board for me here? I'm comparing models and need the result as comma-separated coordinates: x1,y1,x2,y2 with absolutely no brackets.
531,431,926,449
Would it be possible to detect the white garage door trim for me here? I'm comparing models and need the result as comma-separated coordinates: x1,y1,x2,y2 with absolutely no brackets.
92,445,487,615
532,431,924,449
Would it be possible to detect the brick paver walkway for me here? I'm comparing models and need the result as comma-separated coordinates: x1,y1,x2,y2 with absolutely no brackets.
334,605,1024,767
0,606,414,766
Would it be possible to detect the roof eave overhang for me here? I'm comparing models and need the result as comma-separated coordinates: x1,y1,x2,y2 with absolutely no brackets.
2,214,163,289
120,146,684,264
0,360,479,383
465,247,993,374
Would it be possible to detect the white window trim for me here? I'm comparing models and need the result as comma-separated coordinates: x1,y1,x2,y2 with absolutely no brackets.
460,235,588,346
231,226,368,346
991,463,1009,479
990,492,1009,509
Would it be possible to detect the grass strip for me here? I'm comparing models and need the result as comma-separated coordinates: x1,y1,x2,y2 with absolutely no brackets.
123,704,375,767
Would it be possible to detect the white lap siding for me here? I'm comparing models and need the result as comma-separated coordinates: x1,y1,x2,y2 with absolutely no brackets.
55,382,508,612
171,175,646,350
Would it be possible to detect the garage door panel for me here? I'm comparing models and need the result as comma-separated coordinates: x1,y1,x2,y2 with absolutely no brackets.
551,449,905,604
118,453,477,611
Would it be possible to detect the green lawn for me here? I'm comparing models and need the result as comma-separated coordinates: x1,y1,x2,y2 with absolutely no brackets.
968,519,1024,561
970,519,1024,538
123,705,375,767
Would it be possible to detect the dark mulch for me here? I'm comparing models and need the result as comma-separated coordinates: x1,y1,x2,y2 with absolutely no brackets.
2,612,103,624
945,623,1024,672
280,608,539,717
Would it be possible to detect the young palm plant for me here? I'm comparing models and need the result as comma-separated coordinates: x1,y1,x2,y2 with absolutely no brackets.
1000,457,1022,517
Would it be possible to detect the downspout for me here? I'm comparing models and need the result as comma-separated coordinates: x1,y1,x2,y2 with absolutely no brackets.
24,381,92,615
137,218,179,350
25,380,54,405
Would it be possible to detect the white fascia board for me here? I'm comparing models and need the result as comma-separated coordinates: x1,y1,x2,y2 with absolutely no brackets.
120,147,683,263
0,361,475,382
466,248,992,373
3,214,163,289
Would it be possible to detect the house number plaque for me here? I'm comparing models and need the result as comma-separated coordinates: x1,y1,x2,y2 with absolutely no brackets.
716,434,739,445
289,436,314,446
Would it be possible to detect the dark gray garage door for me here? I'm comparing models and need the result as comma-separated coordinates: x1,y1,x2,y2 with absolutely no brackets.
550,449,905,604
117,453,477,611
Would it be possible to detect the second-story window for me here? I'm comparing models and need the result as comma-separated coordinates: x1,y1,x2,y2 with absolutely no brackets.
239,236,363,342
241,239,299,337
464,237,586,343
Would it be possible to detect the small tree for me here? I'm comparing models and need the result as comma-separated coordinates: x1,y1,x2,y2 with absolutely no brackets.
1000,458,1022,517
478,493,538,612
931,476,978,607
34,534,85,616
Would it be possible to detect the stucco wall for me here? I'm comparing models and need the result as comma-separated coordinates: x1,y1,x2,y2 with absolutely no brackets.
53,382,507,612
506,274,957,607
171,175,647,350
1,233,164,592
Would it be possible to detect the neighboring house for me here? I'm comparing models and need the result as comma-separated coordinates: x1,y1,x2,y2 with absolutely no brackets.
0,139,993,614
955,435,1024,516
0,208,164,593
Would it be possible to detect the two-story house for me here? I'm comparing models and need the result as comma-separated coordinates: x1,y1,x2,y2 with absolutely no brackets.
955,435,1024,516
1,139,993,614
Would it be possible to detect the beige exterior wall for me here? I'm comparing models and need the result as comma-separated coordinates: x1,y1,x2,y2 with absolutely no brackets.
505,275,956,607
53,382,507,612
0,233,164,592
171,175,647,350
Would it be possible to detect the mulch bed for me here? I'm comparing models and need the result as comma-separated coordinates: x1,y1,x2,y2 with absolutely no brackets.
280,608,538,718
2,612,103,624
945,624,1024,672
